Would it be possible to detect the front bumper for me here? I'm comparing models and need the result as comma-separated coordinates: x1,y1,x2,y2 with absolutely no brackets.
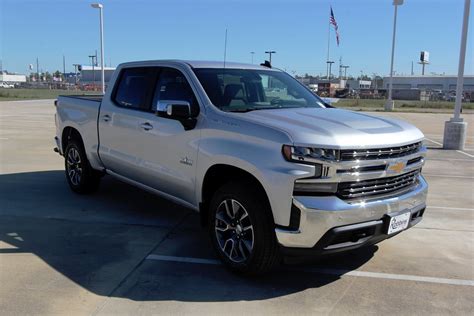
275,175,428,250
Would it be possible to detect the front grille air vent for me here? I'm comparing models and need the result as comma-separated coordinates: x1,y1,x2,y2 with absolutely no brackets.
337,169,420,200
340,142,422,161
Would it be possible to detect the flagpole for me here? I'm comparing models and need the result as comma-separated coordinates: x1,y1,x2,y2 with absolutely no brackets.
326,6,331,79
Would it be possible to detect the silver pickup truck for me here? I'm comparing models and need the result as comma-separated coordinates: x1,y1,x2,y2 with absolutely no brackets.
55,60,428,274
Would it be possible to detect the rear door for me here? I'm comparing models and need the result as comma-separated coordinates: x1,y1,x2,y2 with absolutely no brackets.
98,67,158,182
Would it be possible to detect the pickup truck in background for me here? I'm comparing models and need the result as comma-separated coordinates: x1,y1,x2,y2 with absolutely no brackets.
54,60,428,275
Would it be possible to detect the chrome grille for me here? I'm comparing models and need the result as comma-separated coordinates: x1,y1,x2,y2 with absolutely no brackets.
340,142,422,161
337,169,420,200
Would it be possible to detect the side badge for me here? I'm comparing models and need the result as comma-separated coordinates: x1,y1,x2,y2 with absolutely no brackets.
180,157,193,166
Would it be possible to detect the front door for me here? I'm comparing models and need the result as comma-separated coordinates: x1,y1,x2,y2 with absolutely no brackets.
138,67,201,204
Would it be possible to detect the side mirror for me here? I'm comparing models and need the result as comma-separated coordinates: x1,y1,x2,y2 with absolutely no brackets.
157,100,191,119
156,100,196,130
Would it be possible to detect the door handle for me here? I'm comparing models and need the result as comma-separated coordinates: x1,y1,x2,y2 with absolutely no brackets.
140,122,153,131
102,114,111,122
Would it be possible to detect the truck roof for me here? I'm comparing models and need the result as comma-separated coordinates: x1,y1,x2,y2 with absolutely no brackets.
118,60,279,71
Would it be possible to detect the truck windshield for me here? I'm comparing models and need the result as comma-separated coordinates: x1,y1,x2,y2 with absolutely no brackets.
193,68,327,112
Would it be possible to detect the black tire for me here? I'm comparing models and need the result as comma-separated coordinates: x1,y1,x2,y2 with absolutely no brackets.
64,140,101,194
208,181,280,275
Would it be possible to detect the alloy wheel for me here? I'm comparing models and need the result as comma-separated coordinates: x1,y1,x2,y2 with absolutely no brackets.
214,199,254,263
66,147,82,186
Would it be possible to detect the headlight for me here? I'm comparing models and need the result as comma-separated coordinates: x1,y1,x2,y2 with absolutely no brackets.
282,145,339,163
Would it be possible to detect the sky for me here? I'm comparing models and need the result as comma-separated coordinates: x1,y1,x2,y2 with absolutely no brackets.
1,0,473,77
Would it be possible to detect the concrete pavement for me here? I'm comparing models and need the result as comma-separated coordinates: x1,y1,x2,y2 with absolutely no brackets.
0,100,473,315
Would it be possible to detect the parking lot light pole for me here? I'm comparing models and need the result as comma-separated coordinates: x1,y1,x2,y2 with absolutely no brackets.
265,51,276,64
326,61,334,79
385,0,403,111
443,0,470,150
91,3,105,94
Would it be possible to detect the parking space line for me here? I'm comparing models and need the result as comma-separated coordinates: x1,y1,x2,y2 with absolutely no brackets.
427,158,474,162
425,138,443,146
145,254,474,287
425,138,474,159
147,254,221,265
457,150,474,158
425,134,474,139
423,173,474,179
428,205,474,211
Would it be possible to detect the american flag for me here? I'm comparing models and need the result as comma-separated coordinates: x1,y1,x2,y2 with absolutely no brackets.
330,6,340,46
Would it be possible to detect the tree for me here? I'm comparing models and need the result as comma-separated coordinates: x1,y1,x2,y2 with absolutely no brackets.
357,74,371,80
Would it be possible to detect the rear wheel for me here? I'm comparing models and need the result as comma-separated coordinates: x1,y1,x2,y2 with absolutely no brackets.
64,140,101,194
209,182,280,275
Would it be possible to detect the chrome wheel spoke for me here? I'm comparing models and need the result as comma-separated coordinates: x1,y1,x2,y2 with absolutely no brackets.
75,172,81,184
241,239,252,253
238,240,247,259
230,239,238,259
243,225,253,233
223,238,234,257
224,200,234,219
67,156,75,165
231,200,241,218
216,213,230,226
215,224,229,232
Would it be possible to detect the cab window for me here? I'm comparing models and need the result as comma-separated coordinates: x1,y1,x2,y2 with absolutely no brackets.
153,68,199,116
113,67,156,111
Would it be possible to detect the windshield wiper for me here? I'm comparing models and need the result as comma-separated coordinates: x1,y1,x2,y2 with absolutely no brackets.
227,105,310,113
227,108,256,113
227,106,282,113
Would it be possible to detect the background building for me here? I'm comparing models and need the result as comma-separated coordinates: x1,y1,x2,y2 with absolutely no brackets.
0,72,27,83
341,79,372,90
382,75,474,92
78,66,116,84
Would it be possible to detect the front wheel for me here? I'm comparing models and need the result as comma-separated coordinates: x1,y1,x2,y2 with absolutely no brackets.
64,140,101,194
209,182,280,275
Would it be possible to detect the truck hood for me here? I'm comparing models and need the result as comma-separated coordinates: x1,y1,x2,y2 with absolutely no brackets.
242,108,424,149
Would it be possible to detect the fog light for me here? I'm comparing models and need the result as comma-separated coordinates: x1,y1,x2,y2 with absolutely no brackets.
293,181,338,195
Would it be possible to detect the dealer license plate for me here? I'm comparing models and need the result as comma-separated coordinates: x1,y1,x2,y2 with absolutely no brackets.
387,212,411,235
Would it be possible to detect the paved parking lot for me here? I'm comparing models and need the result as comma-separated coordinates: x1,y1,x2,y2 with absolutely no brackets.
0,100,473,315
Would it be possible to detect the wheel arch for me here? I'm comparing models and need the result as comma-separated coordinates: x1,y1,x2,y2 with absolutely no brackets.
199,164,273,227
61,126,84,152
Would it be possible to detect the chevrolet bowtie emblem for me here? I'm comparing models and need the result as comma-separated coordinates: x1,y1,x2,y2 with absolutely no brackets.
387,161,407,174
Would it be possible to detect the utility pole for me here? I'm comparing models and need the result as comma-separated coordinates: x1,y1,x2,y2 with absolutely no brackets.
385,0,404,111
63,55,66,76
73,64,80,86
326,61,334,80
339,56,342,80
411,61,414,75
265,51,276,64
91,3,105,93
443,0,470,150
89,54,96,90
419,61,429,75
342,65,350,79
250,51,255,64
36,57,40,82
